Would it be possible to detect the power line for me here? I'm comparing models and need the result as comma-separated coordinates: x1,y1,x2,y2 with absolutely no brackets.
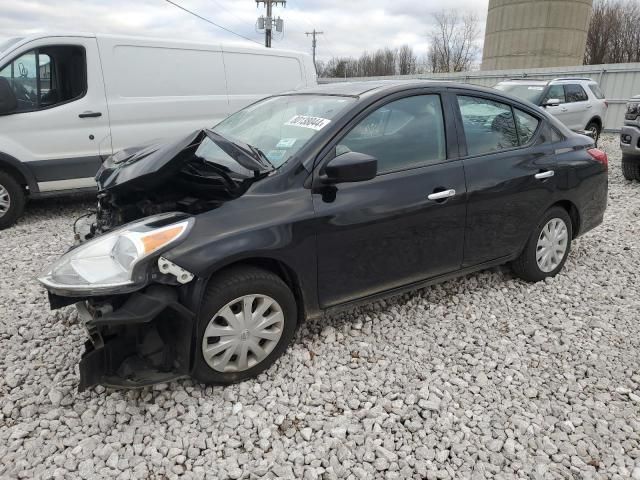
164,0,262,45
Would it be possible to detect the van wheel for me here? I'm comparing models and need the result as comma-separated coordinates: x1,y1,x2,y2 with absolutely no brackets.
512,207,573,282
622,154,640,181
192,265,298,385
586,121,601,145
0,171,26,230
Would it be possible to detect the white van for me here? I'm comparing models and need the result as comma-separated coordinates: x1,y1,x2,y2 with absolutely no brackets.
0,33,317,228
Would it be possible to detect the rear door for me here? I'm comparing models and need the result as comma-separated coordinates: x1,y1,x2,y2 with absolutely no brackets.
314,90,467,307
562,83,590,130
0,37,111,192
454,93,557,267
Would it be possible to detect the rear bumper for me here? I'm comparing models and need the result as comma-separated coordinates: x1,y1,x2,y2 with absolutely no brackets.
620,125,640,156
64,285,195,391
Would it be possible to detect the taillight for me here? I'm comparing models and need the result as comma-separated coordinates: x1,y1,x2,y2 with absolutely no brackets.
587,148,608,168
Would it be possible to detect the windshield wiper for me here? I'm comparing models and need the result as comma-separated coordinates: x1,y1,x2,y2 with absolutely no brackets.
204,129,274,173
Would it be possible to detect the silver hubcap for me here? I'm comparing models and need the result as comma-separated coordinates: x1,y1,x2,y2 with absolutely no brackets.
536,218,568,273
0,184,10,217
202,294,284,372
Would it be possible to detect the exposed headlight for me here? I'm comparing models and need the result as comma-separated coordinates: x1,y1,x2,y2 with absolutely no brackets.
38,214,193,295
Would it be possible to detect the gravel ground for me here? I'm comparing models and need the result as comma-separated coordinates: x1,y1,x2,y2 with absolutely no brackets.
1,134,639,480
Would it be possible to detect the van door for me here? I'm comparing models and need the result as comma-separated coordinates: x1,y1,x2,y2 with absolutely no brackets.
0,36,110,193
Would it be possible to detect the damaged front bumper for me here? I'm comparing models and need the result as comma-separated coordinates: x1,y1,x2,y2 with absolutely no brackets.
52,285,196,391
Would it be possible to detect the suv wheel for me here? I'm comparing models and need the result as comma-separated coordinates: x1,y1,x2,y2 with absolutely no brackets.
622,154,640,181
586,121,601,145
512,207,573,282
192,265,298,385
0,171,26,230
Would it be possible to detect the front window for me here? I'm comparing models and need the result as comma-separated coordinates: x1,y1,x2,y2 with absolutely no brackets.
0,45,86,113
494,83,545,104
210,95,356,168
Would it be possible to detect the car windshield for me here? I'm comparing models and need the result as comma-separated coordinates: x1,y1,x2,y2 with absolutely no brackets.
0,37,22,55
495,83,545,104
210,94,356,168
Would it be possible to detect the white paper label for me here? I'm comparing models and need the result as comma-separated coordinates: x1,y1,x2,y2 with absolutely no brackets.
285,115,331,131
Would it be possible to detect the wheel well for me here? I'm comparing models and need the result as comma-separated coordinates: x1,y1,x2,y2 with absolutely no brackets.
0,159,28,190
212,258,306,322
587,116,602,130
552,200,580,238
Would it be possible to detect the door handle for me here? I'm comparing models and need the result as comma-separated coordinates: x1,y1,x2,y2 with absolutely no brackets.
586,104,593,109
79,111,102,118
560,108,568,112
428,189,456,201
534,170,555,180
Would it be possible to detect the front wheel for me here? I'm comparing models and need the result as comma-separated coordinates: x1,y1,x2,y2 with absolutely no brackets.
192,265,298,385
0,171,26,230
622,154,640,181
512,207,573,282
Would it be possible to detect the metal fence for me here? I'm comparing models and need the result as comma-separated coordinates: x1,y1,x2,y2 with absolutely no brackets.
319,62,640,131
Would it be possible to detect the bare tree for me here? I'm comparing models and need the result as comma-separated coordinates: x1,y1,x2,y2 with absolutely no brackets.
427,10,480,73
319,45,419,78
397,45,417,75
585,0,640,64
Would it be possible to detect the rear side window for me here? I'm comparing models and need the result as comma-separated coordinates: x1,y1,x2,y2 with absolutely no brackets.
514,109,540,144
588,84,605,99
564,84,588,102
338,95,446,174
543,84,565,104
0,45,86,113
457,96,519,156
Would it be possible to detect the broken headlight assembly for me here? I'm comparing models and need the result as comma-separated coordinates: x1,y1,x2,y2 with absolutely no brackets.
38,213,193,295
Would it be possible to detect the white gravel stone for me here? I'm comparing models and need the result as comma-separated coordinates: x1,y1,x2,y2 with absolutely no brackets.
0,135,638,479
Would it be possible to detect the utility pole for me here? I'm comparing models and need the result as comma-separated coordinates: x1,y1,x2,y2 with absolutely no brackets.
305,29,323,70
256,1,286,48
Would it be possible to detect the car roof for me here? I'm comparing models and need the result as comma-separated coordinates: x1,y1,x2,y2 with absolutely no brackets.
286,79,496,98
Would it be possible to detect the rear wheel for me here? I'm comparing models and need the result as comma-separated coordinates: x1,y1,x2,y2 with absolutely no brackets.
586,121,601,145
622,154,640,181
512,207,572,282
192,265,298,385
0,171,26,230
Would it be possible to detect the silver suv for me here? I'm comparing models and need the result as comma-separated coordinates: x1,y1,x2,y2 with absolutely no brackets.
620,95,640,180
495,78,608,143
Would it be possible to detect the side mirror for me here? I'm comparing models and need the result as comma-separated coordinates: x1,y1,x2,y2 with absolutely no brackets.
322,151,377,184
0,77,17,114
542,98,560,108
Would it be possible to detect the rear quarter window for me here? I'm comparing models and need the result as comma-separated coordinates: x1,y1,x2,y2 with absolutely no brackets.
588,84,605,99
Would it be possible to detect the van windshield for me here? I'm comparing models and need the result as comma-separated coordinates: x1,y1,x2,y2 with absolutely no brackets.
0,37,22,55
494,83,545,104
211,95,356,168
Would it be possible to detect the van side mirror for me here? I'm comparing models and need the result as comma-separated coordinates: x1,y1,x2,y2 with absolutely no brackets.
0,77,17,114
322,151,377,184
542,98,560,108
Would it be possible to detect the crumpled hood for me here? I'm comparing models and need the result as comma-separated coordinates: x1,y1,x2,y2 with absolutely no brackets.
96,129,272,193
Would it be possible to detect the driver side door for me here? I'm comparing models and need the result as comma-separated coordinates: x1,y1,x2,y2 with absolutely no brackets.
0,37,111,192
313,91,467,308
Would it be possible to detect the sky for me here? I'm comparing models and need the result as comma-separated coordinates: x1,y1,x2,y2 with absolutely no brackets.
0,0,489,61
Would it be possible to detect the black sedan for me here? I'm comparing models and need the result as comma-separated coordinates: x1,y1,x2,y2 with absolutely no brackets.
39,81,608,390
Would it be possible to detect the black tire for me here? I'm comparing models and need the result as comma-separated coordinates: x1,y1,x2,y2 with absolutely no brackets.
511,207,573,283
0,170,26,230
192,265,298,385
585,121,601,146
622,154,640,181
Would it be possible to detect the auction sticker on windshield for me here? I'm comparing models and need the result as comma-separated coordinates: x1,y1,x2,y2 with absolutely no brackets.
285,115,331,131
